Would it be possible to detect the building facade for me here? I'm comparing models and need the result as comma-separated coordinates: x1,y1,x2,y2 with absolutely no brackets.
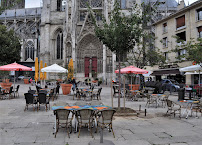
0,0,178,81
154,0,202,85
40,0,140,81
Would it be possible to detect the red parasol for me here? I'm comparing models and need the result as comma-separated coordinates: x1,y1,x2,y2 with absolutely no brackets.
115,66,148,74
0,63,32,71
0,63,32,96
115,66,148,89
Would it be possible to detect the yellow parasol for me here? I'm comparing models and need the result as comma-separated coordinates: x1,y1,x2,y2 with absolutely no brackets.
44,63,47,80
34,57,39,82
68,58,74,80
40,60,44,80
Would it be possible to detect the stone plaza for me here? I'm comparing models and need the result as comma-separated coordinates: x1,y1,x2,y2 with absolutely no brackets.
1,82,202,145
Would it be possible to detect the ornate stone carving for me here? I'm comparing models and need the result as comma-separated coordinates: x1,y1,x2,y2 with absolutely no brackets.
77,34,103,73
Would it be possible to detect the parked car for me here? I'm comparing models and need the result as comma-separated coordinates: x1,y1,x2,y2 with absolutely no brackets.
18,75,25,80
161,79,180,92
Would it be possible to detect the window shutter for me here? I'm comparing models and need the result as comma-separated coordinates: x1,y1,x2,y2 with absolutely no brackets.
198,26,202,32
163,23,167,27
176,15,185,28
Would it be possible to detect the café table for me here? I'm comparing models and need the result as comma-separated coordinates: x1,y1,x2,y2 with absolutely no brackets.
79,88,93,100
175,100,199,119
151,94,166,107
52,105,112,133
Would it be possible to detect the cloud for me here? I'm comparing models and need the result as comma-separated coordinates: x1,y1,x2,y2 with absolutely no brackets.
25,0,41,8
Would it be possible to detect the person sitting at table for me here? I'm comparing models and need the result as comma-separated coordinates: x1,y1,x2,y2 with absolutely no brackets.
44,85,50,92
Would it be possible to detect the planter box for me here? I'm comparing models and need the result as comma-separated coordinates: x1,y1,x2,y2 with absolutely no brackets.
24,79,29,84
128,84,140,90
61,84,72,95
0,82,12,89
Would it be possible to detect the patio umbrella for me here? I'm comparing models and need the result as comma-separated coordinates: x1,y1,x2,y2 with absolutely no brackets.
180,64,202,95
115,66,148,89
179,64,202,85
34,57,39,83
39,60,44,81
0,63,32,96
44,63,47,80
41,63,68,90
41,64,68,73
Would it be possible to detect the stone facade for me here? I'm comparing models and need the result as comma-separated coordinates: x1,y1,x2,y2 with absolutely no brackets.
40,0,139,81
154,0,202,85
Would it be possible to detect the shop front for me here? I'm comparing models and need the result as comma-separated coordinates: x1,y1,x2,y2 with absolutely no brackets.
151,68,185,83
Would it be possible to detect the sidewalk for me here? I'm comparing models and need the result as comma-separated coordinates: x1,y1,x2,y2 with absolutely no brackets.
0,83,202,145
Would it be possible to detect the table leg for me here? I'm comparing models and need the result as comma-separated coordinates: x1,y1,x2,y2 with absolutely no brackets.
182,103,190,117
53,115,56,134
74,115,78,133
186,104,193,119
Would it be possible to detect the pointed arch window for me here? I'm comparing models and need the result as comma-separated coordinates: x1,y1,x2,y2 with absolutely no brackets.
56,32,63,59
25,41,34,61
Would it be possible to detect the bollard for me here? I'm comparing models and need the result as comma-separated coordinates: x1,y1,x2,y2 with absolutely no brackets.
145,109,147,116
139,105,141,111
100,127,103,143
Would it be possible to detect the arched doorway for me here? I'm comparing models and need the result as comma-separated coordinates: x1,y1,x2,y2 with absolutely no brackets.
77,34,103,77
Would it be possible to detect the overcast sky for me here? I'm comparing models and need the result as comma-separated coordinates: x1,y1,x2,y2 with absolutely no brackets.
25,0,199,8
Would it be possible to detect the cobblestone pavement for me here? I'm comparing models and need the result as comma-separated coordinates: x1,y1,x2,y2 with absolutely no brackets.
0,82,202,145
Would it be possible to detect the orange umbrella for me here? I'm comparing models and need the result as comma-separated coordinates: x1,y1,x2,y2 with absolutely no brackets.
68,58,74,80
35,57,39,82
40,60,44,80
44,63,47,80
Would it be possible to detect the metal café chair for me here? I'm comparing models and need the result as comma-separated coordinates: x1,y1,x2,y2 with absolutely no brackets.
96,109,116,138
24,93,37,111
37,93,50,111
54,109,73,138
76,109,94,138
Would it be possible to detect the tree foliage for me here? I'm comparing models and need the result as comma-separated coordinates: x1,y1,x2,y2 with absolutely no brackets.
0,25,21,65
172,37,202,64
89,1,165,108
89,1,145,108
0,0,24,14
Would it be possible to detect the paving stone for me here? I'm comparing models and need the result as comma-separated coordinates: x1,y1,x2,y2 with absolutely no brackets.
1,83,202,145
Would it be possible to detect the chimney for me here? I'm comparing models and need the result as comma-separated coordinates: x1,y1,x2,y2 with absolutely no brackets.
177,0,185,10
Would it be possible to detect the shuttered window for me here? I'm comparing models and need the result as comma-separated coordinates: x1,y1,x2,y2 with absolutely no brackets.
197,8,202,21
198,26,202,38
163,23,167,33
176,15,185,29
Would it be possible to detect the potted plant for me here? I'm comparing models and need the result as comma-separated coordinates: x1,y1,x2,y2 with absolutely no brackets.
61,59,73,95
23,72,30,84
61,79,72,95
0,71,12,89
98,78,102,86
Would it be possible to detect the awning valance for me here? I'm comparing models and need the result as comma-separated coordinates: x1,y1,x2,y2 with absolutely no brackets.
151,68,180,76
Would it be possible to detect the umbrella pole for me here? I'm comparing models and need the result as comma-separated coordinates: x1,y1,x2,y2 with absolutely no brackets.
111,76,113,107
14,71,15,97
131,75,132,90
123,76,126,111
199,70,201,96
